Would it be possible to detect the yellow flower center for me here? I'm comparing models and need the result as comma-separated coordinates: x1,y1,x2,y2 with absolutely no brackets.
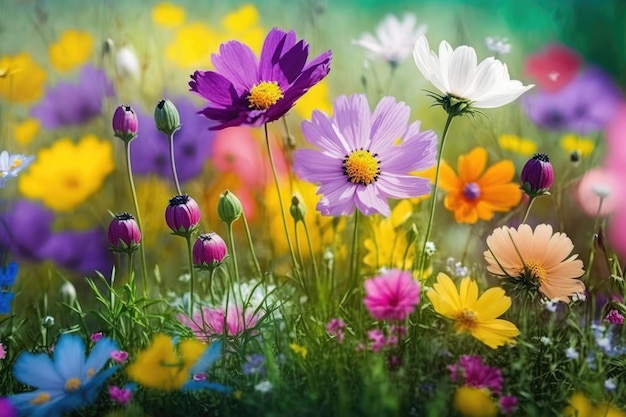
64,377,81,392
247,81,284,110
9,158,22,169
454,308,478,331
342,150,380,185
30,392,51,405
86,368,95,377
525,260,547,282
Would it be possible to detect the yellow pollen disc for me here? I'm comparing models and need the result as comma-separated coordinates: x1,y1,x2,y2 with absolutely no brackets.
87,368,95,377
247,81,284,110
30,392,51,405
10,159,22,169
65,377,81,392
525,260,547,282
343,150,380,185
454,308,478,331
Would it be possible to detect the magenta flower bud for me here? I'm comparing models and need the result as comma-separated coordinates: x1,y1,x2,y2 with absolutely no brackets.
107,212,141,253
520,153,554,196
112,105,138,143
165,194,201,237
192,232,227,271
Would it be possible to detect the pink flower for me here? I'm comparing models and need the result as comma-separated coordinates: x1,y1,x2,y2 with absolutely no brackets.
524,44,581,92
367,329,386,352
178,305,261,340
605,309,624,325
605,105,626,256
448,355,503,395
109,385,132,405
363,269,420,321
576,168,619,217
110,350,129,363
0,343,6,360
326,318,346,343
90,332,103,343
499,395,518,415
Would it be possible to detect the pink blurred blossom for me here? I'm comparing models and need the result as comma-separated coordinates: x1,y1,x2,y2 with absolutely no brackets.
109,385,132,405
0,343,6,360
178,305,261,340
110,350,129,363
575,168,619,217
448,355,503,395
605,309,624,325
363,269,420,321
90,332,103,342
524,43,581,92
604,104,626,255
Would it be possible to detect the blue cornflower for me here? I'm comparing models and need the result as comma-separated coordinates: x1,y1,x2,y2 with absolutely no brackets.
242,354,266,375
0,291,15,314
182,340,231,393
0,262,18,287
8,334,118,417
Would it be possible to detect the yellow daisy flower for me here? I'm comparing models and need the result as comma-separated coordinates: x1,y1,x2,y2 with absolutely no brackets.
49,30,94,72
127,334,205,391
426,273,519,349
0,52,47,104
289,343,308,358
453,386,498,417
152,2,186,27
14,119,40,146
498,134,537,156
560,134,594,158
18,135,114,212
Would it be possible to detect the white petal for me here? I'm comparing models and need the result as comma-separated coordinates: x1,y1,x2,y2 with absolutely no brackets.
447,45,478,97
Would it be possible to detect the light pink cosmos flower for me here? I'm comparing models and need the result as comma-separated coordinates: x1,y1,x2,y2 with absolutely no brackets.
178,305,261,340
604,104,626,256
575,168,619,217
363,269,420,321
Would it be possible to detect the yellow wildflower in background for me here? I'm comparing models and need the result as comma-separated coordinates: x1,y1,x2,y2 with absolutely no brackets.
498,134,536,156
14,119,40,145
427,273,519,349
18,135,114,211
127,334,205,391
289,343,308,358
563,391,626,417
152,2,186,27
48,30,94,72
165,4,264,68
0,52,47,103
294,80,332,120
561,134,594,158
363,200,415,270
453,386,498,417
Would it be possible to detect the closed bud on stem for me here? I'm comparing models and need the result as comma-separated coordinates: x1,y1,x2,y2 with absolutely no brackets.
107,212,141,254
42,315,55,328
192,232,228,272
112,105,138,143
59,281,77,305
217,190,243,225
165,194,200,237
290,194,307,223
406,223,419,246
520,153,554,198
154,99,181,136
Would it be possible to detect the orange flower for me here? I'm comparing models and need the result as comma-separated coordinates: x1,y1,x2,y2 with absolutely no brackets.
439,147,522,224
484,224,585,302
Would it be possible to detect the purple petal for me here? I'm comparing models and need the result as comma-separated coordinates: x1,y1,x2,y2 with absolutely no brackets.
301,114,350,157
332,94,371,150
211,41,259,90
189,71,242,106
376,175,431,199
279,40,308,84
369,97,411,154
355,185,390,216
293,149,342,181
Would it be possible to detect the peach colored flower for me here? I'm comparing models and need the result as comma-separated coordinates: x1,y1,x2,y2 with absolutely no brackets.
484,224,585,302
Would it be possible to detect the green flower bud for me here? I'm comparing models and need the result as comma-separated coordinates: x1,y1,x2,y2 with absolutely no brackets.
289,194,307,223
154,99,181,135
217,190,243,224
405,223,419,246
60,281,77,305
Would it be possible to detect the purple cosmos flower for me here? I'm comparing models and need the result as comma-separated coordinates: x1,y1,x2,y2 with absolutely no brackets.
39,228,113,275
523,67,623,134
31,65,114,129
189,27,332,130
130,97,215,183
293,94,437,216
448,355,503,395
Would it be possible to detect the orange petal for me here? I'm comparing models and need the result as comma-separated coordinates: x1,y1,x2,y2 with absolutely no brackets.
458,147,487,183
438,159,461,191
479,160,516,186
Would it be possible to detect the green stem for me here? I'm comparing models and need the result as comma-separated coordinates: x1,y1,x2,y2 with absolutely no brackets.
302,219,320,284
185,235,196,316
418,112,456,277
349,210,360,287
168,131,182,195
124,141,148,298
242,211,263,279
226,222,240,285
521,197,537,224
263,123,299,268
208,268,216,305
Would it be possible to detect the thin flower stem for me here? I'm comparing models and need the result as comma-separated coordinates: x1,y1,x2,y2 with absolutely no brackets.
124,141,148,298
242,211,263,279
168,132,182,195
521,197,537,224
208,268,216,305
263,123,299,268
418,112,455,277
302,220,320,285
583,198,605,285
294,221,306,276
349,210,360,287
227,222,240,285
185,235,196,316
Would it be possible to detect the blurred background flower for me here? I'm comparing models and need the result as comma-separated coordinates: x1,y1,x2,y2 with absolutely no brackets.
48,30,94,73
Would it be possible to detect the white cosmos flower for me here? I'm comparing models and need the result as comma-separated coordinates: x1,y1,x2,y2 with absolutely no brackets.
412,35,533,109
115,45,141,81
0,150,34,187
353,14,427,65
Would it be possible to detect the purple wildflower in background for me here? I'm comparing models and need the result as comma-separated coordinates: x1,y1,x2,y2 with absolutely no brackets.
31,65,114,129
448,355,503,395
189,27,332,130
130,97,215,183
242,354,266,375
523,67,623,134
293,94,437,216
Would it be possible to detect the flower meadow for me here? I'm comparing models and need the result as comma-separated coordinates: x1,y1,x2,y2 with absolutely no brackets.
1,0,626,416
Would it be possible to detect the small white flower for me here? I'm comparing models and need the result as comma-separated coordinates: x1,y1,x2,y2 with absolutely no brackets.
424,241,436,256
115,45,141,81
539,336,551,346
596,336,612,351
485,36,511,55
565,346,579,360
591,183,612,199
412,35,534,109
254,380,273,393
605,378,617,391
572,292,587,302
544,299,559,313
354,14,427,65
0,150,34,187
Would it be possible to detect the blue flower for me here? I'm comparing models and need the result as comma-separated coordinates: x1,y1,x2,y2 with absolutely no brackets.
0,291,15,314
0,262,18,287
182,340,231,393
8,334,118,417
